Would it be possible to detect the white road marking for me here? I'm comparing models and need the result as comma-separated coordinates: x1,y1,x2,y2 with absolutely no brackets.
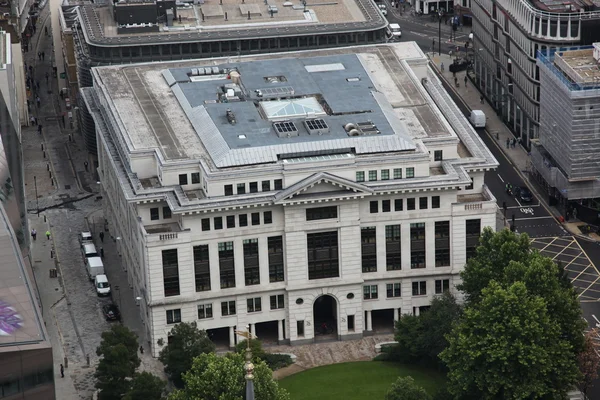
497,174,504,183
514,216,556,221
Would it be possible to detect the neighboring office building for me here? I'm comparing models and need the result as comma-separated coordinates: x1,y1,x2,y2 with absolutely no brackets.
82,42,498,357
532,44,600,220
453,0,472,26
71,0,390,153
412,0,454,14
470,0,600,150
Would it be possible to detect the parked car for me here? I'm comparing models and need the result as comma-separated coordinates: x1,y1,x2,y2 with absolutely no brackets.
102,303,121,321
79,231,93,245
378,4,387,15
94,274,111,296
516,186,533,202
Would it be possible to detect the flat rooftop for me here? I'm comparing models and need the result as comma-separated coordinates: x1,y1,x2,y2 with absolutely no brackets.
554,47,600,85
78,0,386,45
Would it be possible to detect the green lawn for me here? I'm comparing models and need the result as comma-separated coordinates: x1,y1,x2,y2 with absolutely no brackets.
278,361,445,399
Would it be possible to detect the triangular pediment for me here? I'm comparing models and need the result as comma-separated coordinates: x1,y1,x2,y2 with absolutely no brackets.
274,172,373,204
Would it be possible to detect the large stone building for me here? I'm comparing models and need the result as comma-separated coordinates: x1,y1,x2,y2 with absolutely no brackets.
470,0,600,149
82,42,498,357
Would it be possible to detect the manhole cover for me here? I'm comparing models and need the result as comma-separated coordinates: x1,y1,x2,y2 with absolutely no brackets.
65,185,71,189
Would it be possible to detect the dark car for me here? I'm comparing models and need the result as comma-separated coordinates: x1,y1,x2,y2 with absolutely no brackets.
517,186,532,202
102,304,121,321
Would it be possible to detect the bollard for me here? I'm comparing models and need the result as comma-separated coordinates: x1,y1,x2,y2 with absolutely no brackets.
86,354,90,366
49,170,51,178
47,163,50,171
43,151,46,158
68,134,72,142
64,357,68,368
41,143,44,151
44,215,46,222
51,178,54,186
248,10,250,19
50,249,54,258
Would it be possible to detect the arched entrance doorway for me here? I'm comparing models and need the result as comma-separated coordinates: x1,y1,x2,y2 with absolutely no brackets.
313,295,337,338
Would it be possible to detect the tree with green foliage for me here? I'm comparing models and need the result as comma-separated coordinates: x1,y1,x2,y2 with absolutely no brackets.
394,292,461,368
385,376,432,400
158,322,215,388
123,372,166,400
578,328,600,398
95,325,141,400
167,352,290,400
441,281,580,399
236,338,265,360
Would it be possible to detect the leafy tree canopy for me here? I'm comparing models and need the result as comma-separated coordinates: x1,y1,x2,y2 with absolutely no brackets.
385,376,432,400
123,371,166,400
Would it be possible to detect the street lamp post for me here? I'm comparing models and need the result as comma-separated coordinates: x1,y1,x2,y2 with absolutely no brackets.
235,325,256,400
438,10,444,56
33,176,39,216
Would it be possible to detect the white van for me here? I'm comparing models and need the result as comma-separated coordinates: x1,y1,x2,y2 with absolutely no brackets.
86,257,105,281
94,274,111,296
389,23,402,39
81,243,98,259
469,110,486,128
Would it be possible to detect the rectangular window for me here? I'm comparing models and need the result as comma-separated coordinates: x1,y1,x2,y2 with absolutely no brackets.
262,180,271,191
162,249,180,297
251,212,260,226
410,223,426,269
348,315,355,331
432,196,440,209
393,168,402,179
382,200,391,213
381,169,390,180
407,198,415,210
221,301,236,316
307,231,339,280
274,179,283,190
419,197,428,210
356,171,365,182
264,211,273,224
219,241,235,289
435,279,450,294
249,182,258,193
226,215,235,228
243,239,260,286
386,283,401,298
435,221,450,267
150,208,159,220
201,218,210,231
224,185,234,196
237,183,246,195
193,245,211,292
368,170,377,181
434,150,443,161
268,236,285,283
297,320,305,337
239,214,248,227
191,172,200,184
214,217,223,230
412,281,427,296
406,168,415,178
394,199,403,211
247,297,262,313
361,227,377,273
197,304,213,319
386,225,402,271
306,206,338,221
363,285,378,300
370,201,378,213
162,206,172,219
179,174,188,185
270,294,285,310
166,309,181,324
466,219,481,261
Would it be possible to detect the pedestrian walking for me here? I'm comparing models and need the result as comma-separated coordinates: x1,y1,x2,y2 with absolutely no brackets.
36,96,40,108
45,72,49,84
139,346,144,354
464,75,467,86
45,230,51,240
100,247,104,258
84,161,89,172
31,229,37,241
37,51,41,60
45,26,48,36
60,364,64,378
480,95,484,104
432,38,436,51
38,124,42,134
99,231,104,243
41,51,45,61
506,138,510,149
30,115,36,126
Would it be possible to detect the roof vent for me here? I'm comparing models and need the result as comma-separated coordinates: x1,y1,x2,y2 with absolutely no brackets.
346,121,380,136
348,129,361,136
344,123,357,132
226,109,236,124
304,119,329,135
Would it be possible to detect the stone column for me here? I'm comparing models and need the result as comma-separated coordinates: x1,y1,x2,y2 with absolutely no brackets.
393,307,399,323
366,310,372,331
249,323,254,335
278,320,284,341
229,326,235,348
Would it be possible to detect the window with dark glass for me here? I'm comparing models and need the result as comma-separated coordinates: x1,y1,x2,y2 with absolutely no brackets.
193,245,211,292
466,219,481,261
432,196,440,209
394,199,403,211
419,197,428,209
363,285,378,299
179,174,188,185
162,249,180,296
244,239,260,286
251,212,260,225
406,168,415,178
407,198,415,210
381,169,390,180
268,236,284,283
191,172,200,184
247,297,262,313
435,221,451,267
219,241,235,289
306,206,338,221
386,283,401,298
307,231,339,280
262,180,271,191
221,300,236,316
163,206,172,219
386,225,402,271
239,214,248,227
370,201,378,213
393,168,402,179
249,182,258,193
150,208,159,220
434,150,443,161
356,171,365,182
214,217,223,230
201,218,210,231
224,185,234,196
237,183,246,194
274,179,283,190
382,200,391,212
368,170,377,181
412,281,427,296
226,215,235,228
198,303,212,319
435,279,450,294
270,294,285,309
264,211,273,224
166,309,181,324
361,227,377,273
410,223,426,269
